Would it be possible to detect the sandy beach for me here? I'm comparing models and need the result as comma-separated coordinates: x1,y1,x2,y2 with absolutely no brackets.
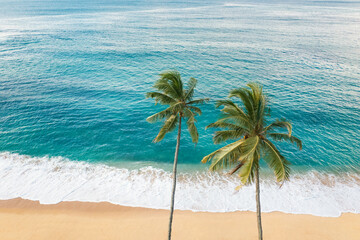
0,198,358,240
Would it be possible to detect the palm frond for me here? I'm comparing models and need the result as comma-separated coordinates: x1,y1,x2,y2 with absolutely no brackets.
187,98,210,105
159,70,183,98
210,115,250,131
228,162,245,175
262,139,290,183
267,133,302,150
215,99,241,111
216,99,249,120
184,77,197,100
239,136,260,161
236,136,261,185
229,87,255,121
153,78,179,99
238,150,259,185
221,107,251,126
187,106,202,116
169,101,185,113
182,107,195,119
146,107,173,123
153,114,179,142
255,94,267,128
187,117,199,143
264,119,292,136
213,129,247,144
206,121,244,130
146,91,176,105
247,82,262,104
182,108,199,143
201,139,245,171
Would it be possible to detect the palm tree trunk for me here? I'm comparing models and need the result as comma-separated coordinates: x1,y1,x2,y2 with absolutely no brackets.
255,166,263,240
168,117,181,240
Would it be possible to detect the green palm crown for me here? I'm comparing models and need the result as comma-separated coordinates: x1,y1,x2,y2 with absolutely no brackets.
146,70,209,143
202,82,302,185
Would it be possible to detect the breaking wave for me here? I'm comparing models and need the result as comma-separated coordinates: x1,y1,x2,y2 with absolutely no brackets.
0,152,359,217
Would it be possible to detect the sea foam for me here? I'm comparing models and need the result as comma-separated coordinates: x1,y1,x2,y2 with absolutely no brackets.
0,152,359,217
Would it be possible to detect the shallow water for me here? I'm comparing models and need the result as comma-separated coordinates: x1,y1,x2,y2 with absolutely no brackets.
0,0,359,216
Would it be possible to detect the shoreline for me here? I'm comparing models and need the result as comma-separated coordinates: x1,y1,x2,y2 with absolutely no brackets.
1,151,359,217
1,198,359,240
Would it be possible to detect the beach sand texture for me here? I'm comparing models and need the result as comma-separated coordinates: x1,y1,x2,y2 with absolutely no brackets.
0,198,359,240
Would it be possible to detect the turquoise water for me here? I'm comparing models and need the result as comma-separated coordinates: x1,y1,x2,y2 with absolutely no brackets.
0,0,359,215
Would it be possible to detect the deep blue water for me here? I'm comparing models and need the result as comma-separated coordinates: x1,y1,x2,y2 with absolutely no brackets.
0,0,359,172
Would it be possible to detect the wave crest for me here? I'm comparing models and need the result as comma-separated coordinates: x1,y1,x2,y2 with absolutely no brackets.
0,152,359,217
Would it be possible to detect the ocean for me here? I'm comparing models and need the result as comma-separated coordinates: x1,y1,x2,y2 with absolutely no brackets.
0,0,359,217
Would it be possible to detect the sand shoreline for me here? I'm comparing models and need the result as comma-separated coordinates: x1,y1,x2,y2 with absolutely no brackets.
0,198,359,240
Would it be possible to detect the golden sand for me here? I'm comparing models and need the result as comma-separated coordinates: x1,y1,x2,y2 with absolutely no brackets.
0,198,359,240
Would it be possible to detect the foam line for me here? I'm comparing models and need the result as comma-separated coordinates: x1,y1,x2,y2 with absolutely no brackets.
0,152,359,217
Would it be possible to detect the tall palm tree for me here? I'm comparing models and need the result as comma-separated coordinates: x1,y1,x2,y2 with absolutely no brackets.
146,70,209,240
201,83,302,240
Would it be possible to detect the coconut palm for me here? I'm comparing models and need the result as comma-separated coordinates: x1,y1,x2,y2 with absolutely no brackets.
146,70,209,240
201,83,302,240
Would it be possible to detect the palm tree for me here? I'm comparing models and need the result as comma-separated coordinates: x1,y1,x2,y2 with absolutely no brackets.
146,70,209,240
201,83,302,240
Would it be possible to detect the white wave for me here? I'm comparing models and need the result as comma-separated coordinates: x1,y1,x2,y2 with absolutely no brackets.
223,3,255,7
0,152,359,217
130,6,212,13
